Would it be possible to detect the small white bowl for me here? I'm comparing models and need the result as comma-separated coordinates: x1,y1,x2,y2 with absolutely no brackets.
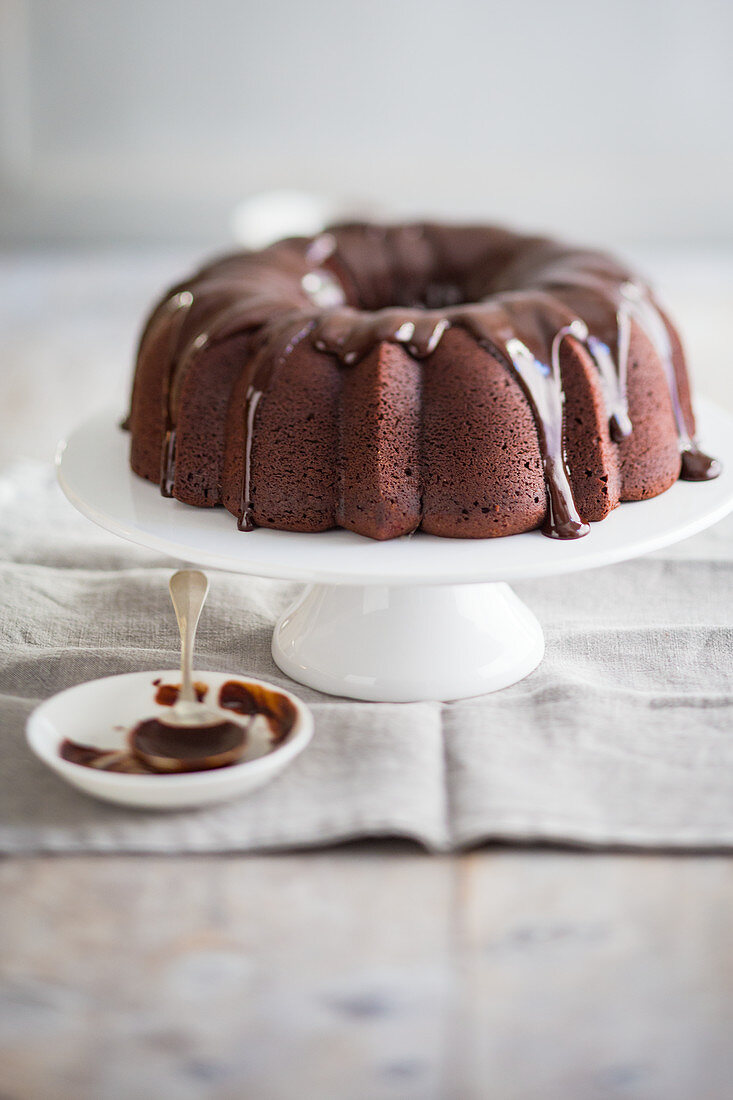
26,670,313,810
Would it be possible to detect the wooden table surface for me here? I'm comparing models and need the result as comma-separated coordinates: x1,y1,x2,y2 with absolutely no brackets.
3,848,732,1099
2,249,732,1099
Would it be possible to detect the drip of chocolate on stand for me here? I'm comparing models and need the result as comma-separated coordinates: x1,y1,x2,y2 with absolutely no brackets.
59,678,297,774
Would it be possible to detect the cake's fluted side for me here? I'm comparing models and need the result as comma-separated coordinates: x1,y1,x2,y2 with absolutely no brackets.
126,222,720,542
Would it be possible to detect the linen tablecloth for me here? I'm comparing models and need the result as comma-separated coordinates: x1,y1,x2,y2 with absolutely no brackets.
0,459,731,853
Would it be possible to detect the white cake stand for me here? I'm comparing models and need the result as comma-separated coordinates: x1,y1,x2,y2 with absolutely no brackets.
57,402,733,702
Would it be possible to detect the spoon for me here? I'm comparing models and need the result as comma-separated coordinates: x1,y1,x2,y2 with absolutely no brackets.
165,569,217,727
129,570,247,772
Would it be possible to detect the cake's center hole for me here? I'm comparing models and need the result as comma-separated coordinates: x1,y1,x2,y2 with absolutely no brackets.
405,282,467,310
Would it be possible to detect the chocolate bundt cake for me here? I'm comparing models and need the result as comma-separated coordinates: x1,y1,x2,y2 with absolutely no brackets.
127,222,719,540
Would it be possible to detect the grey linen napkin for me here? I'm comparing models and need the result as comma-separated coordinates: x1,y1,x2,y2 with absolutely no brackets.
1,460,732,853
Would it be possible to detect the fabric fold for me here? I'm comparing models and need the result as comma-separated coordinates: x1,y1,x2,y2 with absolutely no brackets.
0,461,731,853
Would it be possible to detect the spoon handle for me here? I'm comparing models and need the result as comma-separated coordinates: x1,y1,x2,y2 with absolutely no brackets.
168,570,209,706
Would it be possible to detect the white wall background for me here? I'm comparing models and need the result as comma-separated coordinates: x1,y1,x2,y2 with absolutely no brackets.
1,0,732,246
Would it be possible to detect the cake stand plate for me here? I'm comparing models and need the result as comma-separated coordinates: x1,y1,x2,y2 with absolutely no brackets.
57,402,733,701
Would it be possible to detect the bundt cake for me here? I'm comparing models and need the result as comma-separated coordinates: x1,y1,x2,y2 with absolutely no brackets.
127,222,719,541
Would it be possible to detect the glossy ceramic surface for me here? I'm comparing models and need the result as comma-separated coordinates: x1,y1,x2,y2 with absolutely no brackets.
26,670,313,809
56,402,733,699
273,582,544,701
57,402,733,587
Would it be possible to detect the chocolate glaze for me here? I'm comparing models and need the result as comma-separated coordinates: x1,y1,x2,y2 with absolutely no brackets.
59,739,155,773
130,717,246,772
237,318,317,532
680,448,721,481
133,224,720,540
154,681,208,706
219,679,297,744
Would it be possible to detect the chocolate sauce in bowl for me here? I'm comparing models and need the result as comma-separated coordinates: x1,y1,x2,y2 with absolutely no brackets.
219,679,297,744
58,677,298,775
154,681,208,706
129,717,246,772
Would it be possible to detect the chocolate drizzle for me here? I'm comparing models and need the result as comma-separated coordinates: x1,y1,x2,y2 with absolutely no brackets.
137,224,720,539
616,281,719,482
238,387,262,532
161,427,176,497
237,318,317,532
151,290,195,498
506,318,591,540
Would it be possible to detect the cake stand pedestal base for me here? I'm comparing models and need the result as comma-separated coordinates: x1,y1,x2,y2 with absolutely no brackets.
272,582,545,702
